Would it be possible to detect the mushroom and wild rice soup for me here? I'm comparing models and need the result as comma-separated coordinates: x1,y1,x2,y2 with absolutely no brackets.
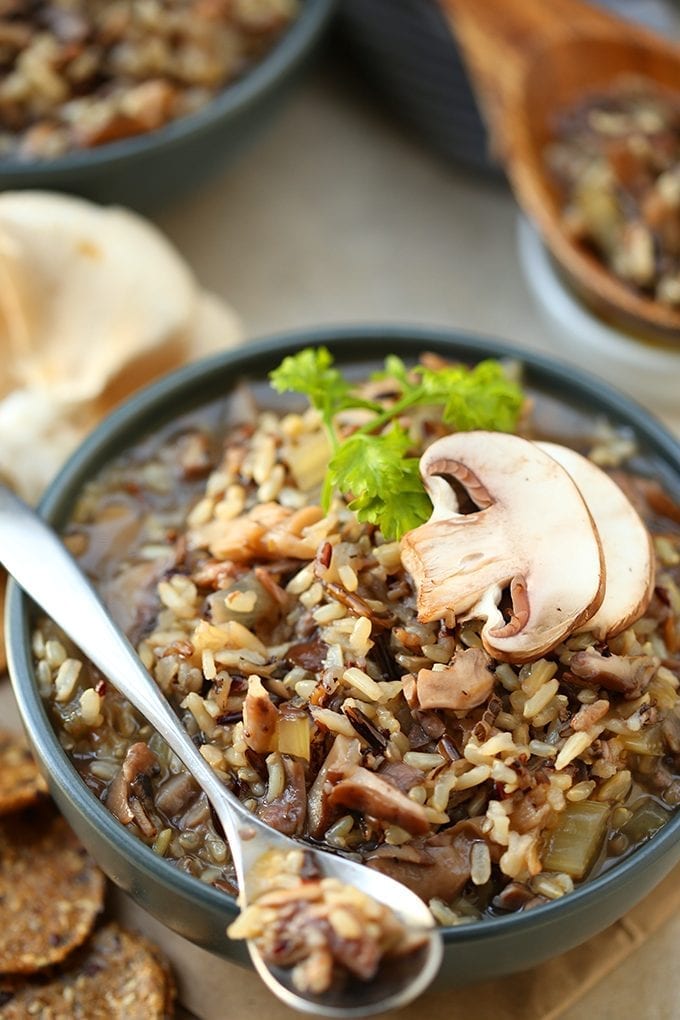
0,0,299,160
36,353,680,936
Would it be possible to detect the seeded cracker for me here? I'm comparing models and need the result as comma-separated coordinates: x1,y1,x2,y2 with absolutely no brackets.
0,923,175,1019
0,805,105,973
0,730,48,816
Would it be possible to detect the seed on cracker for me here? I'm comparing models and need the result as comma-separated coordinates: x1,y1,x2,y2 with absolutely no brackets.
0,729,48,816
0,804,105,974
0,923,175,1019
0,572,6,673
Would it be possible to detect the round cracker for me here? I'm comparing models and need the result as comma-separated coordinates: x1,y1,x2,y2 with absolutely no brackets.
0,923,175,1019
0,804,105,973
0,729,48,816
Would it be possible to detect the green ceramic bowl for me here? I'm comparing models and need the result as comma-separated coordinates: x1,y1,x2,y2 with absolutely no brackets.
7,325,680,983
0,0,335,210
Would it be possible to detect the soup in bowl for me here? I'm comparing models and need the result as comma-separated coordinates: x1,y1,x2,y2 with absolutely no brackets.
8,327,680,985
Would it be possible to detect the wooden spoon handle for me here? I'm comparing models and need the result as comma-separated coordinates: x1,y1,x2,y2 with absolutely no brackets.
439,0,654,157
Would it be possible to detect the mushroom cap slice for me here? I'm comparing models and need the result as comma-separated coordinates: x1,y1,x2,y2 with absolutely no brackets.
538,441,655,639
401,431,605,663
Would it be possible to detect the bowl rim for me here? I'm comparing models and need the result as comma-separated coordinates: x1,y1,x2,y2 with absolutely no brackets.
517,216,680,366
0,0,335,177
8,322,680,945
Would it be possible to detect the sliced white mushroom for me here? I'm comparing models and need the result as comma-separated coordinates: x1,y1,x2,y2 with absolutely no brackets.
401,431,605,663
538,441,654,639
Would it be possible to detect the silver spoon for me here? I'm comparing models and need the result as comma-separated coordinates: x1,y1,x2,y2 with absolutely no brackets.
0,484,443,1016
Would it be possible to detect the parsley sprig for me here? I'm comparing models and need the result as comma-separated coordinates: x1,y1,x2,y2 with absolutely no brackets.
270,348,523,540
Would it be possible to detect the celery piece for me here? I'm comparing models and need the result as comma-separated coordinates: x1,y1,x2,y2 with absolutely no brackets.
543,801,610,879
277,715,311,760
620,797,671,846
619,724,665,756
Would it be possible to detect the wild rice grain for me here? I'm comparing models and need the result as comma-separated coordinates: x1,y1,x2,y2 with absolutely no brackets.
342,667,383,702
286,564,315,595
528,739,558,758
79,688,102,726
201,649,217,681
403,751,446,771
224,590,258,614
325,815,354,847
45,639,67,670
265,754,285,802
310,707,356,738
187,496,215,527
531,873,574,899
54,658,82,702
313,602,346,625
567,780,597,802
338,564,359,592
523,678,560,719
470,841,492,886
456,764,492,790
349,616,372,656
555,731,594,770
200,744,224,769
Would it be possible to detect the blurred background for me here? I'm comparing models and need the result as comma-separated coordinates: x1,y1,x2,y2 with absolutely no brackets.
150,0,680,417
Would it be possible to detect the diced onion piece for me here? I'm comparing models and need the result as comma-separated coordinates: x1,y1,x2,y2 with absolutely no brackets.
618,724,665,756
542,801,610,879
278,716,311,760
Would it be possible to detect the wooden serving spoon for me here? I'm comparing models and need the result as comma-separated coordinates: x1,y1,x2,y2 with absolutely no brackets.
440,0,680,342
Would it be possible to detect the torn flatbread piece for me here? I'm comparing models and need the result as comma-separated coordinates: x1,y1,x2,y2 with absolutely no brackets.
0,191,241,502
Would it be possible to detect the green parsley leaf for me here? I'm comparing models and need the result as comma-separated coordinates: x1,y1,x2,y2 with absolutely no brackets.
327,426,409,500
269,347,350,428
348,476,433,541
270,347,381,446
415,360,523,432
328,427,432,539
269,347,525,539
372,355,413,390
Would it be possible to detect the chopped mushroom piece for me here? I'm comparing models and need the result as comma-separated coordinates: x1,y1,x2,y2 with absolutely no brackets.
105,742,158,838
401,432,605,663
154,771,197,818
569,650,659,699
416,647,494,710
570,698,610,732
257,757,307,837
379,761,424,793
538,442,654,639
243,675,279,754
329,767,430,835
307,735,362,839
368,820,496,902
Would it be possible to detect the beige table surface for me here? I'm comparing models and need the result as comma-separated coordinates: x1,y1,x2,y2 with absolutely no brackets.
6,57,680,1020
152,60,680,1018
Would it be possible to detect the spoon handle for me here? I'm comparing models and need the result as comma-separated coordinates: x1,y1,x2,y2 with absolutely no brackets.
0,484,254,861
